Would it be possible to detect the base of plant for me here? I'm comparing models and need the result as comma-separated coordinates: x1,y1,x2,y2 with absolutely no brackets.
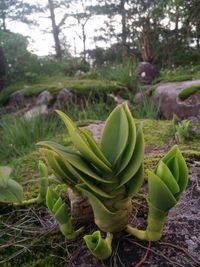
61,225,85,240
126,225,163,241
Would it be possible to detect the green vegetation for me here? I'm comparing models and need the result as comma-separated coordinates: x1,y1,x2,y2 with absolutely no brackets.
154,66,200,83
178,84,200,100
127,145,188,241
0,166,23,203
175,120,191,144
37,104,188,260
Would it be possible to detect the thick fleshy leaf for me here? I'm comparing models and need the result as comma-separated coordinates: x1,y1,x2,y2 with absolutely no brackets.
126,164,144,198
118,125,144,186
54,202,70,224
166,156,179,182
39,141,113,184
100,105,129,165
114,104,136,173
46,187,59,212
176,149,188,194
55,110,112,174
84,231,113,260
52,197,63,213
0,166,12,187
81,128,111,167
72,169,114,199
156,161,180,195
40,148,78,185
148,171,177,211
77,184,129,232
162,145,178,163
0,179,23,203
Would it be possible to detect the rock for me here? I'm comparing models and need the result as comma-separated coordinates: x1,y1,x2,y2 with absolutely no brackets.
24,104,49,120
134,87,154,104
137,62,160,84
54,88,74,108
36,90,54,106
108,93,130,105
155,80,200,119
9,90,25,108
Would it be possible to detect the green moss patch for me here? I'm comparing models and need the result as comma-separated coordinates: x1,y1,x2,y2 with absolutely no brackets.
178,84,200,100
24,78,122,97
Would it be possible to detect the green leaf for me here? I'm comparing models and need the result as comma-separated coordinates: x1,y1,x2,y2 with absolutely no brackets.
100,104,129,165
156,161,180,195
118,124,144,186
148,171,177,211
54,202,70,224
52,197,63,213
81,128,111,167
0,179,23,203
77,184,129,232
166,156,179,182
55,110,112,174
0,166,12,187
114,104,137,173
73,170,114,199
176,149,188,194
126,164,144,198
84,231,113,260
40,148,78,186
39,141,113,184
46,187,59,212
162,145,178,164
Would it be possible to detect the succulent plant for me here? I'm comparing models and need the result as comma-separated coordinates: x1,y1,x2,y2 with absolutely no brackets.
37,104,188,260
38,103,144,233
127,145,188,241
84,231,113,260
0,166,23,203
46,187,84,240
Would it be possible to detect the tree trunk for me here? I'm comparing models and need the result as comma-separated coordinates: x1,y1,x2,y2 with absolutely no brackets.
67,187,94,225
120,0,128,61
175,5,180,41
82,24,87,63
48,0,62,59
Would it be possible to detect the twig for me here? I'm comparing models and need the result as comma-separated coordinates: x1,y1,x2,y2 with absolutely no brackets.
134,241,151,267
159,241,200,265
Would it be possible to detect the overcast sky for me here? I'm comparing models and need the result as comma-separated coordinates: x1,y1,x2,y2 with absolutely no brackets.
8,0,119,56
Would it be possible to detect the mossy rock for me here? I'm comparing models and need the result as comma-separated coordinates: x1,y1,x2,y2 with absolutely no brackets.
178,84,200,100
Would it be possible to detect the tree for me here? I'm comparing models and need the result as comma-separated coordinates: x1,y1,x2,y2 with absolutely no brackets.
45,0,76,59
0,46,6,90
71,0,92,63
0,30,40,83
0,0,40,31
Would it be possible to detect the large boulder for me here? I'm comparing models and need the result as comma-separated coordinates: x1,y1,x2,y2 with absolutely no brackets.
137,62,159,84
9,90,25,108
155,80,200,119
36,90,54,106
53,88,74,109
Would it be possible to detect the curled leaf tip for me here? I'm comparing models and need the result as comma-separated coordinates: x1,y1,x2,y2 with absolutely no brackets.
84,230,113,260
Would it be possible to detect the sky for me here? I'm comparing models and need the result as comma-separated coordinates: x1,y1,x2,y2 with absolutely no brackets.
8,0,118,57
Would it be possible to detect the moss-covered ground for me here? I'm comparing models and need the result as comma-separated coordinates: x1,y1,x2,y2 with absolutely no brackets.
0,76,123,105
0,117,200,266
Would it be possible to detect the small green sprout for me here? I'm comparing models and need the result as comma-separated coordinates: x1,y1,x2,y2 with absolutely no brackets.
127,145,188,241
46,187,84,240
175,120,190,143
84,231,113,260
